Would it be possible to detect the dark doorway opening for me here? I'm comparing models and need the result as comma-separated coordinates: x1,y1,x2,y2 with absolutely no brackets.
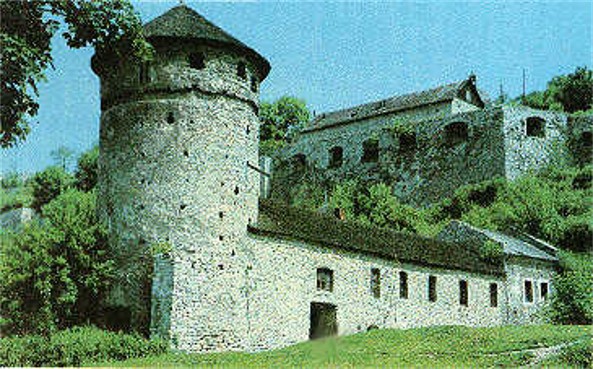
309,302,338,340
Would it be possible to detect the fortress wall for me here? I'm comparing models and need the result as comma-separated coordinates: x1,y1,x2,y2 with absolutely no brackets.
502,106,568,180
292,102,451,170
241,234,506,352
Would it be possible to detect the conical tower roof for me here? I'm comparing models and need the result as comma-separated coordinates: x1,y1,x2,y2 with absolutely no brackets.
144,5,270,79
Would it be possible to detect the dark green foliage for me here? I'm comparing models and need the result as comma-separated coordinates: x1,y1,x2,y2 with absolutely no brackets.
0,0,151,147
0,326,168,367
0,189,113,335
516,66,593,113
30,166,73,212
549,251,593,325
75,145,99,192
479,240,504,262
259,96,310,156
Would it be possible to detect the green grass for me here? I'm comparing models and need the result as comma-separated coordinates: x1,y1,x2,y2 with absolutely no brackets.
90,325,592,368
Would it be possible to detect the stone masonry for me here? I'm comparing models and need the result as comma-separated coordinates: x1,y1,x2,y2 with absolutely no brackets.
93,5,561,353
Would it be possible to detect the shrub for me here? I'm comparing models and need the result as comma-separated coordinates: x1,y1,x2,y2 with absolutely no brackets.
479,240,504,262
0,326,168,367
557,339,593,368
549,251,593,325
0,189,113,335
30,166,73,212
75,145,99,192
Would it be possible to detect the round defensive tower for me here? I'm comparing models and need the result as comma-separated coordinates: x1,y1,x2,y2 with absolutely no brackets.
92,5,270,350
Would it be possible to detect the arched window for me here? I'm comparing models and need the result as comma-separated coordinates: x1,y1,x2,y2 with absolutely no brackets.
526,117,546,137
138,62,151,84
444,121,469,147
361,138,379,163
328,146,343,168
188,52,205,70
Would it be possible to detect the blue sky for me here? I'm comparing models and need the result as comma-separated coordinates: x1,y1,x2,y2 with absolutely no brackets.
1,1,591,174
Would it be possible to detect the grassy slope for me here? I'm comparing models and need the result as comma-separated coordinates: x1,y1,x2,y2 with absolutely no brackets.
92,325,591,368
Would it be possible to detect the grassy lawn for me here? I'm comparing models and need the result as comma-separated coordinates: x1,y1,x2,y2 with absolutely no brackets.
91,325,591,368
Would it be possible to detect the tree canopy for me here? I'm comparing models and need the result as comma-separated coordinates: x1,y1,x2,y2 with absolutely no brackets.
0,0,151,148
259,96,310,156
517,67,593,113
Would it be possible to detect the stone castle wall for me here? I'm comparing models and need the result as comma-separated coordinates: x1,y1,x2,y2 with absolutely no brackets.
97,42,262,340
233,233,552,352
280,104,579,206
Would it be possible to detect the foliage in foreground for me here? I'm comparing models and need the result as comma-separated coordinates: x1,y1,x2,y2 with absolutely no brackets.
0,0,151,147
549,251,593,325
92,325,591,369
0,189,113,335
0,326,168,367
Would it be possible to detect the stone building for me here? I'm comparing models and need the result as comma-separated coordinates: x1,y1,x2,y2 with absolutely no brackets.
93,5,560,353
281,77,591,206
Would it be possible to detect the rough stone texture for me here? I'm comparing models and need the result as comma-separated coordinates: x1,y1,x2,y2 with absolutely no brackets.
96,36,262,341
280,101,575,206
95,6,561,354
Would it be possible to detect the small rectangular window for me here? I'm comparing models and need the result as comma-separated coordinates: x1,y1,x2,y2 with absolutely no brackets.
524,280,534,303
317,268,333,292
371,268,381,298
399,271,408,299
459,280,468,306
328,146,343,168
428,275,437,302
540,282,549,300
526,117,546,138
490,283,498,307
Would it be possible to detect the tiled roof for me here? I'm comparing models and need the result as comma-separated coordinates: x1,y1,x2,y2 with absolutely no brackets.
144,5,270,79
304,77,481,132
248,199,505,276
439,221,558,262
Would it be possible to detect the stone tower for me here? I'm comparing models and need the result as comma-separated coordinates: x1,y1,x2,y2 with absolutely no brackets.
92,5,270,350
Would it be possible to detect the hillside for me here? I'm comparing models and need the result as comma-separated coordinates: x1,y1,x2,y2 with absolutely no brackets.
92,325,591,369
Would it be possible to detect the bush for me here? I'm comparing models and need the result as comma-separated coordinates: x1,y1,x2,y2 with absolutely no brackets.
557,339,593,368
30,166,73,212
0,326,168,367
75,145,99,192
0,189,113,335
549,251,593,325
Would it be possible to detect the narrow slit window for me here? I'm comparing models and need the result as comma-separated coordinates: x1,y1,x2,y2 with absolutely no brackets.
540,282,549,300
428,275,437,302
490,283,498,307
459,280,468,306
139,62,150,84
399,271,408,299
250,76,258,92
316,268,333,292
237,62,247,80
370,268,381,298
524,280,534,303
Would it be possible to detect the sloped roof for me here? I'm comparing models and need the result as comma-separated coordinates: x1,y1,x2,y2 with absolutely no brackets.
249,199,504,276
438,221,558,262
144,5,270,79
304,76,483,132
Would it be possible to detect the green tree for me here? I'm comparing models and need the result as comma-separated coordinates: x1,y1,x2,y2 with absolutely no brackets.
30,166,73,212
259,96,310,155
549,251,593,324
75,145,99,192
545,67,593,113
0,189,113,335
516,67,593,113
0,0,151,148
